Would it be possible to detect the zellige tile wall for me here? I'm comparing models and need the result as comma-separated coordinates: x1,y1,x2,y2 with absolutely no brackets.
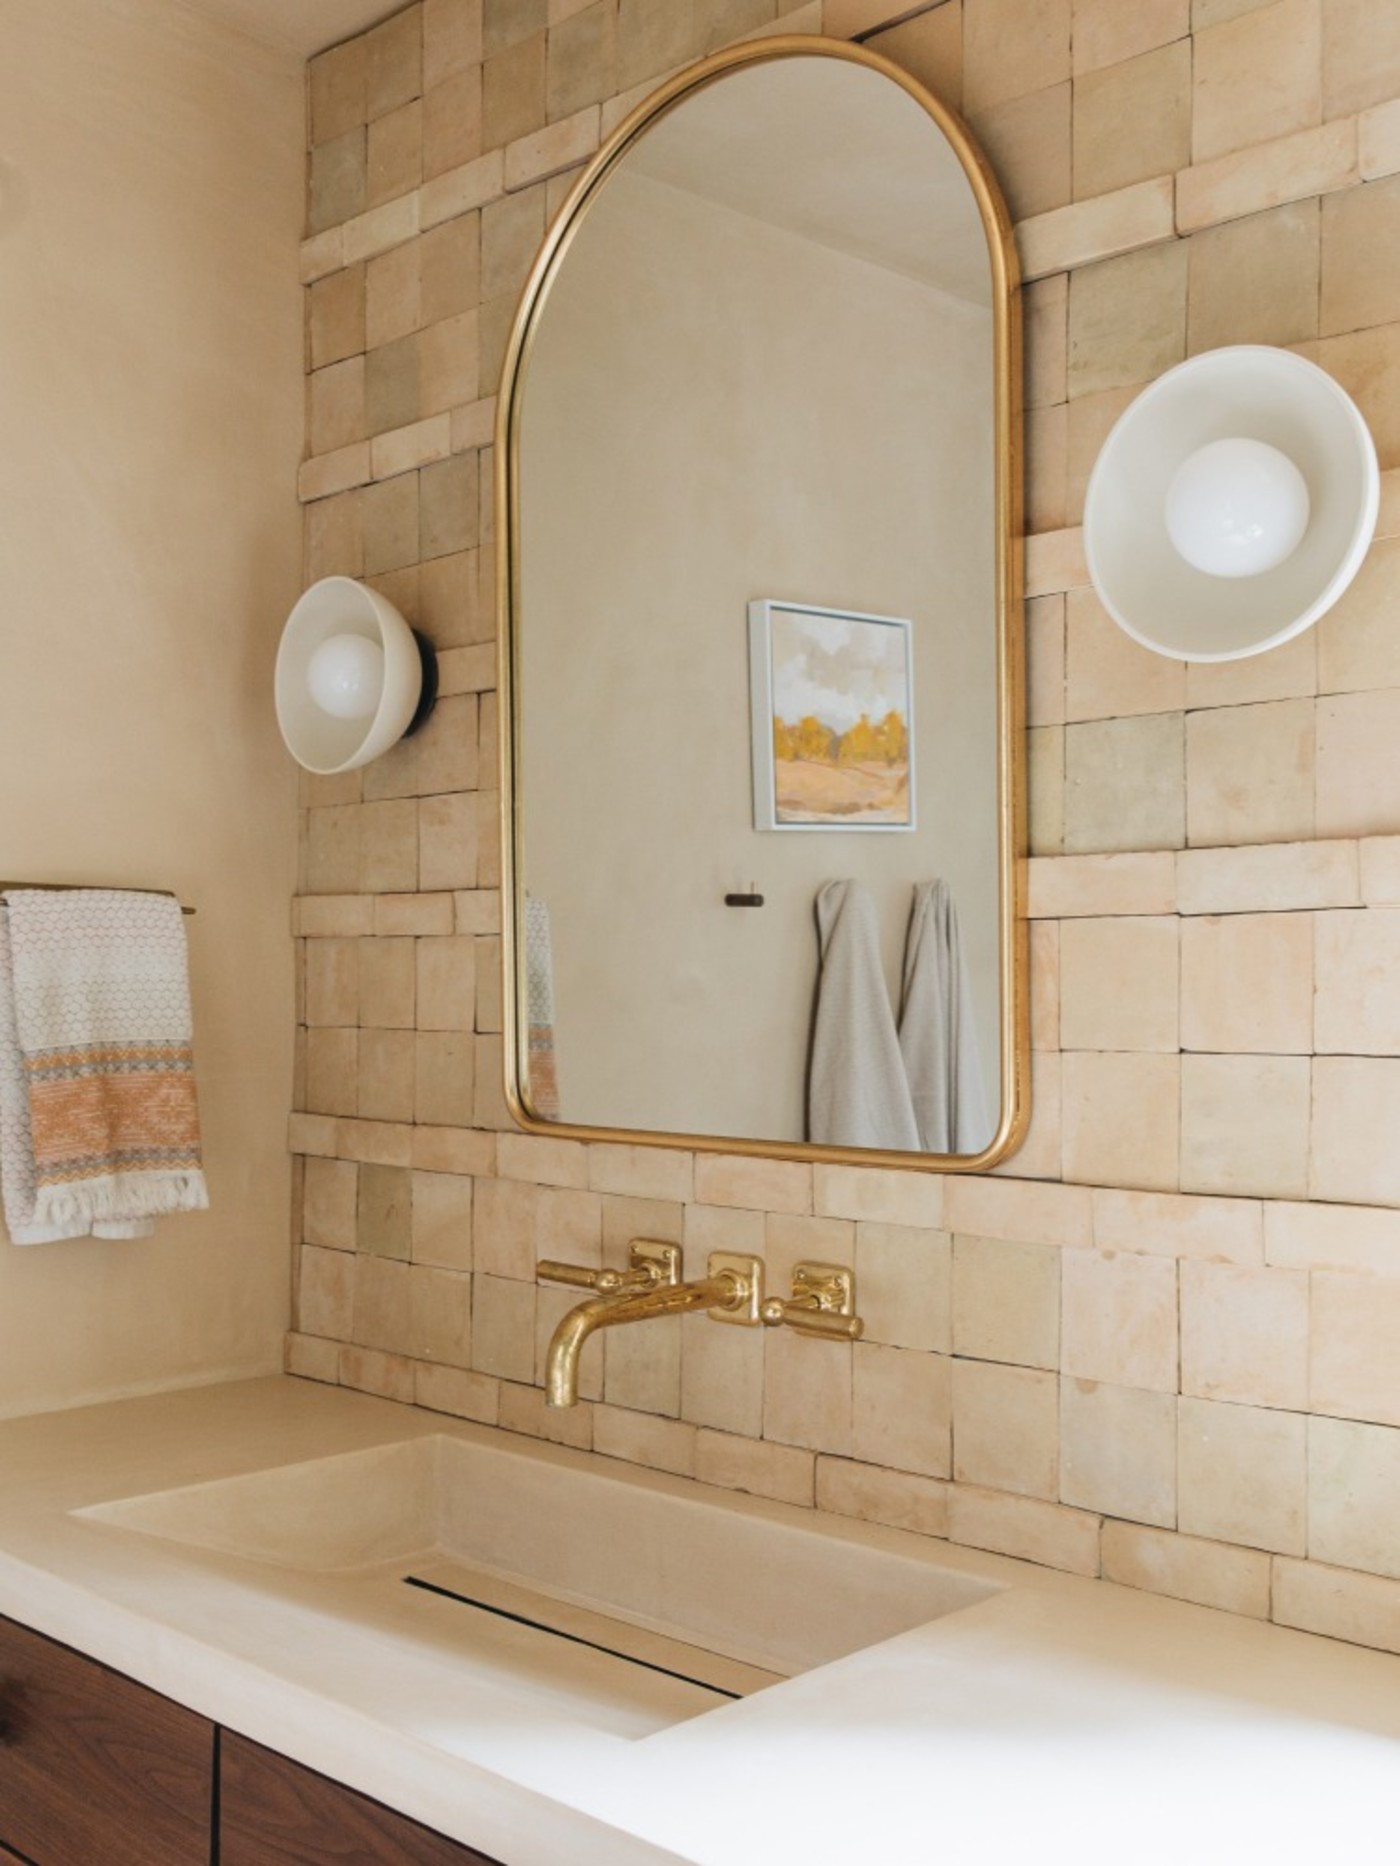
289,0,1400,1659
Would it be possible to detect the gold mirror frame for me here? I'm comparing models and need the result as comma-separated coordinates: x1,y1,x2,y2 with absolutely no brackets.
495,33,1028,1173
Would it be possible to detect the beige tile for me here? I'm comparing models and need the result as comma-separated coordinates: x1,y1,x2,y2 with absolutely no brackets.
425,0,483,87
1180,1054,1312,1199
483,31,547,147
414,1028,475,1125
1184,630,1318,710
1312,1057,1400,1206
588,1143,692,1203
303,1156,359,1251
309,359,368,456
416,1360,499,1424
1027,851,1176,918
1061,1052,1181,1193
422,148,504,228
505,105,600,189
953,1360,1058,1499
1316,908,1400,1053
1062,1248,1178,1390
1267,1198,1400,1274
366,5,423,119
944,1175,1093,1248
1018,178,1176,283
1178,1393,1306,1552
305,937,359,1028
1193,0,1321,164
547,2,615,118
420,214,481,325
306,489,365,582
962,0,1070,112
815,1457,949,1539
364,327,422,438
300,442,371,504
339,1345,416,1403
1068,240,1188,400
410,1169,473,1270
691,1153,810,1215
310,129,367,236
357,1160,413,1259
1026,272,1068,411
286,1334,341,1383
359,936,416,1029
346,195,423,272
1072,0,1189,75
1091,1187,1264,1265
1309,1414,1400,1580
1323,0,1400,117
495,1130,585,1188
297,1244,355,1339
681,1202,764,1272
1028,725,1065,855
485,0,545,54
1187,199,1321,355
305,805,362,896
358,796,418,893
1363,98,1400,188
287,1112,340,1157
764,1328,853,1455
1312,1272,1400,1427
418,312,481,419
1025,522,1090,595
1101,1521,1270,1617
353,1254,412,1353
472,1174,537,1279
1177,119,1359,235
1027,595,1066,727
1061,1377,1176,1527
408,1263,472,1362
594,1406,696,1478
424,66,485,180
1026,402,1069,536
301,226,346,284
365,241,421,352
414,935,475,1031
969,83,1072,223
679,1308,765,1438
296,894,374,938
1179,1257,1309,1408
605,1309,681,1416
1180,912,1314,1054
952,1234,1061,1369
414,1120,495,1174
866,4,963,107
1317,691,1400,837
1317,538,1400,695
335,1117,414,1168
1177,838,1358,913
811,1164,944,1229
992,1050,1062,1183
1064,713,1186,854
367,100,423,208
306,1027,358,1117
1030,921,1060,1052
1273,1557,1400,1655
1361,833,1400,905
471,1270,535,1380
1322,176,1400,342
854,1223,951,1352
1193,0,1275,21
850,1344,950,1478
498,1380,594,1449
1074,42,1190,199
1059,917,1179,1053
311,36,368,145
947,1484,1101,1576
357,1027,416,1122
1065,384,1135,524
1064,586,1186,723
694,1429,813,1508
615,0,700,89
308,265,367,372
1186,699,1316,847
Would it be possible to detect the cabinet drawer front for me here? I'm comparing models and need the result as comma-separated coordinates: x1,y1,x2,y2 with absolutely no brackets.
221,1732,504,1866
0,1613,214,1866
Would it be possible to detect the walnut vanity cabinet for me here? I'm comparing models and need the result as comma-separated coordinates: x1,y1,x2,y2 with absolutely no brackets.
0,1615,504,1866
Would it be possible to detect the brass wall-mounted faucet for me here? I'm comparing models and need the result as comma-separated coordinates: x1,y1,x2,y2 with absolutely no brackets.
538,1244,864,1406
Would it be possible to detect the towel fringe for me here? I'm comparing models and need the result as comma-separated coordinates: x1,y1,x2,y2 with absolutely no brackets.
34,1172,209,1231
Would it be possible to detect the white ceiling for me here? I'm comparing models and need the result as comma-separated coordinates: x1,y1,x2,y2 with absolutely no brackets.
180,0,400,57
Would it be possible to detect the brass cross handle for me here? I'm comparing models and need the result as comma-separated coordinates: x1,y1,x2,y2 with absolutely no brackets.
760,1263,864,1341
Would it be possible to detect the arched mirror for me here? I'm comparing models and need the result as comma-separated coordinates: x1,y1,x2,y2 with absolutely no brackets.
497,36,1026,1171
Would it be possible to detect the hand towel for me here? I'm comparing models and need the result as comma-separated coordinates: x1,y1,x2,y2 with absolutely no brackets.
807,879,920,1151
525,893,560,1120
0,890,207,1239
899,878,993,1155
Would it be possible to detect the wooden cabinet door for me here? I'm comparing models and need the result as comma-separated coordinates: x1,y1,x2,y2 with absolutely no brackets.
0,1613,214,1866
220,1731,506,1866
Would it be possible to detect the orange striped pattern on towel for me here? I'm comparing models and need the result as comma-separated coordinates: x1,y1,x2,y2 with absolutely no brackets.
25,1040,202,1186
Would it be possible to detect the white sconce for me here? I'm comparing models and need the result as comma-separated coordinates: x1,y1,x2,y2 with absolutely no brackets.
275,576,438,774
1083,345,1379,662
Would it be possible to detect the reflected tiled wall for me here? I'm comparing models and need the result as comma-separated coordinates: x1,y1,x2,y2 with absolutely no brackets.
290,0,1400,1657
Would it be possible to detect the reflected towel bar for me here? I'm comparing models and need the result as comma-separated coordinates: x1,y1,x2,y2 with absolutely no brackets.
0,883,195,916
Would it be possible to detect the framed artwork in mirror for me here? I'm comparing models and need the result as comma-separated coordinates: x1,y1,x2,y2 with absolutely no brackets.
748,599,916,833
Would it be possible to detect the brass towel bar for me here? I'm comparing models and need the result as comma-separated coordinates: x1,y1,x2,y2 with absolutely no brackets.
0,883,195,916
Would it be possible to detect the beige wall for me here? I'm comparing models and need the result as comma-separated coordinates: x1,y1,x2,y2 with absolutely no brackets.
521,167,998,1140
0,0,304,1413
290,0,1400,1662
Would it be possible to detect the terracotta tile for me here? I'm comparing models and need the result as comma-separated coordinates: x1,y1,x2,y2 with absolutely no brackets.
1179,1257,1309,1408
1193,0,1321,164
1062,1247,1179,1390
1061,1052,1181,1193
1186,699,1316,847
855,1223,951,1352
1101,1522,1270,1616
1188,198,1321,354
963,0,1070,112
1073,41,1191,199
1063,713,1186,854
1313,1057,1400,1205
1309,1414,1400,1580
815,1457,949,1539
969,83,1072,222
1067,240,1187,399
1059,917,1179,1053
850,1343,950,1477
953,1360,1058,1498
1061,1377,1176,1527
1180,912,1314,1054
1317,691,1400,837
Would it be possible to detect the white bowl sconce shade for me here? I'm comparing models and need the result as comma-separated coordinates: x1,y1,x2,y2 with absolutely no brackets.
1083,346,1379,662
275,576,438,774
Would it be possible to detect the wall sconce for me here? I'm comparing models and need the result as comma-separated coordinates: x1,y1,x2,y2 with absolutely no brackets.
274,576,438,774
1083,345,1379,662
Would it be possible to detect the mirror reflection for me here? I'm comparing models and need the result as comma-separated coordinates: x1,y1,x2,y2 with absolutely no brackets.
505,46,1022,1164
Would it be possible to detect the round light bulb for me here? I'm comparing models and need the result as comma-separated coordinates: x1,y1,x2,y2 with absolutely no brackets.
306,633,385,721
1164,437,1311,579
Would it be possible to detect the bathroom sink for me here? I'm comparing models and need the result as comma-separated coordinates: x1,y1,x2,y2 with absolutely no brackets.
78,1431,1001,1744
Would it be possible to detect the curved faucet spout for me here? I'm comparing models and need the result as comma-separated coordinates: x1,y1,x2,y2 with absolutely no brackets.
546,1273,738,1408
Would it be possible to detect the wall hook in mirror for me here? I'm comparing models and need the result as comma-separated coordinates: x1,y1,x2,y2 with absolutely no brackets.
1084,345,1378,663
275,575,438,774
724,884,764,907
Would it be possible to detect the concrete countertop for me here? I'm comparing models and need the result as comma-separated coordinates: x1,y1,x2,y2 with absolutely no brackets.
0,1375,1396,1865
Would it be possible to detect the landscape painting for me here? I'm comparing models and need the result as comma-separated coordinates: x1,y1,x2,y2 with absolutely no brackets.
749,600,915,832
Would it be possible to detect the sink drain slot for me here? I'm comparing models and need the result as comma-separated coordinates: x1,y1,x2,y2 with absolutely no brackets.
403,1574,744,1698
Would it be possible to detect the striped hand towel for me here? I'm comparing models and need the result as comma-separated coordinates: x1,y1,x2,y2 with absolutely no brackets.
0,890,208,1241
